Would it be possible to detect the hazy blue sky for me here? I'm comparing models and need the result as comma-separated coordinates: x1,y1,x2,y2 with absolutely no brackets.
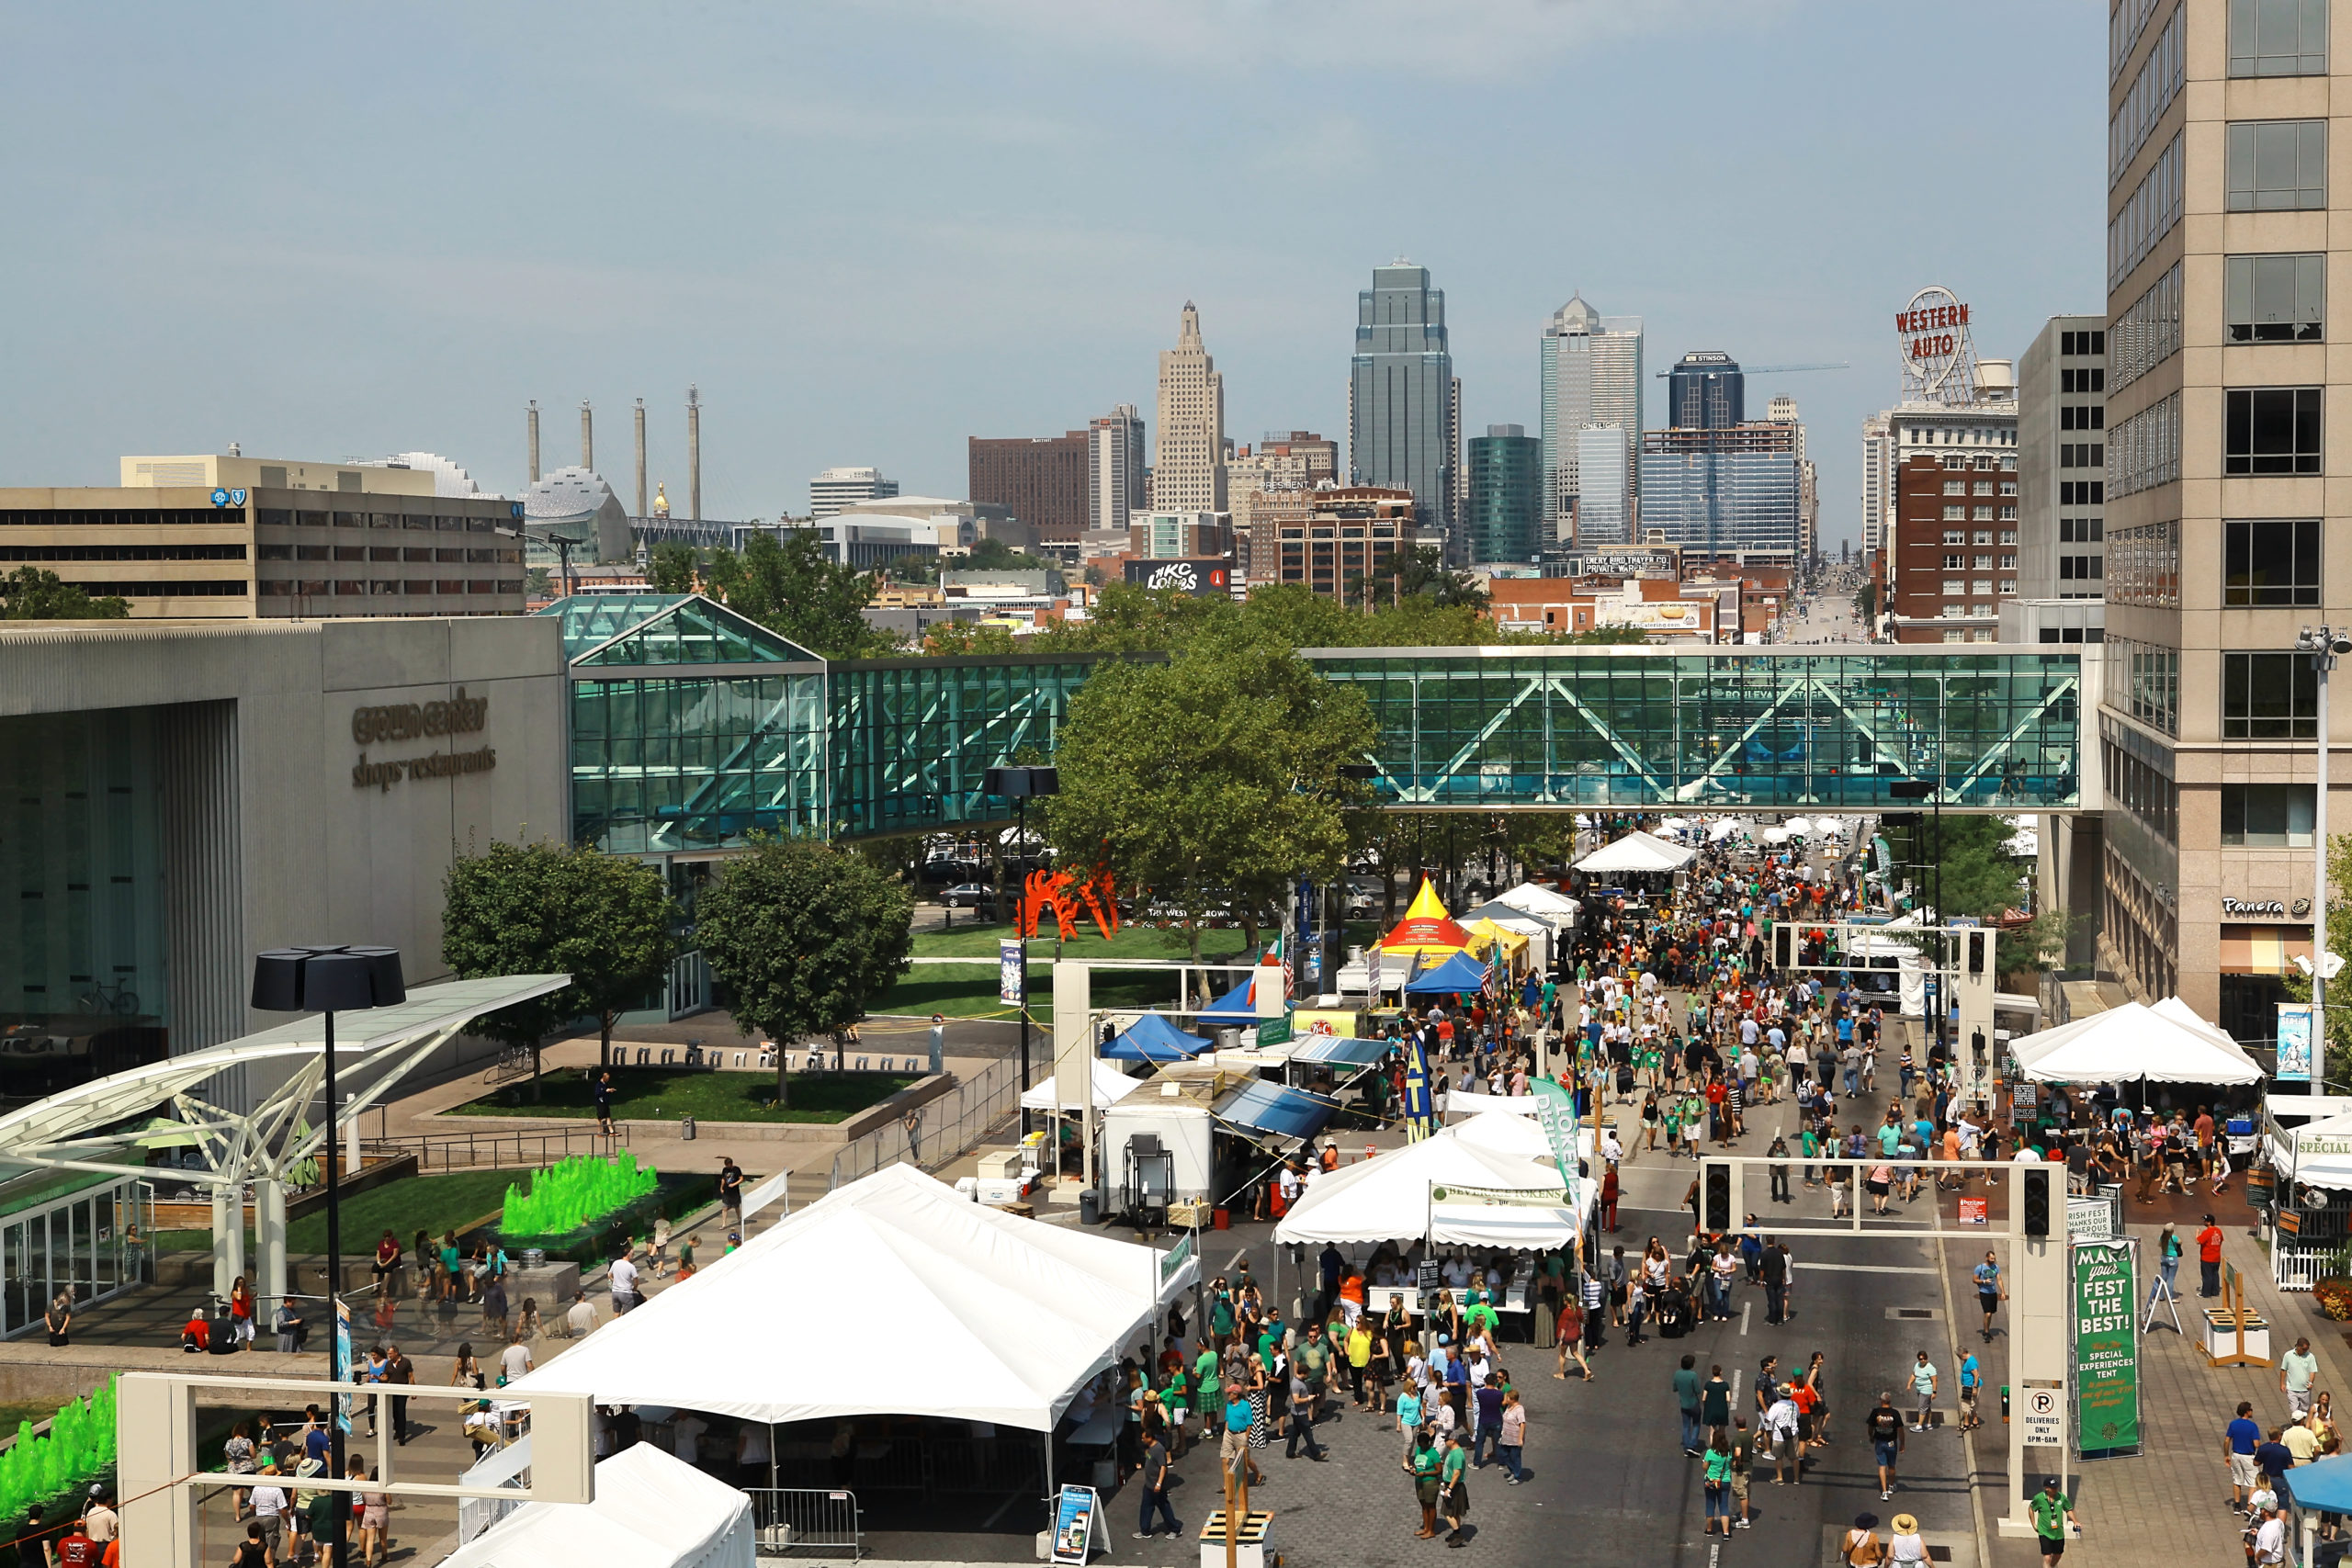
3,2,2103,549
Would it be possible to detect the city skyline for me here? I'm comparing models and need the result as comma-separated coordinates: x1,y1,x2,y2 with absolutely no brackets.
0,2,2102,550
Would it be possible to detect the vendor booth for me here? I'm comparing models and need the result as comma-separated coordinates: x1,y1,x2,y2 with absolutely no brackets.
2282,1450,2352,1568
1493,882,1580,925
1573,830,1696,875
1403,951,1489,998
1099,1013,1212,1063
2010,999,2263,1086
445,1443,754,1568
508,1164,1198,1534
1379,880,1475,961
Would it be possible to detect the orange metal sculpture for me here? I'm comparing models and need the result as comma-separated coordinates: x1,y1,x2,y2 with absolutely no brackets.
1020,865,1121,942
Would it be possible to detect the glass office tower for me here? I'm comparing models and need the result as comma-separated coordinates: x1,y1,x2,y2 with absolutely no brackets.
1349,263,1459,545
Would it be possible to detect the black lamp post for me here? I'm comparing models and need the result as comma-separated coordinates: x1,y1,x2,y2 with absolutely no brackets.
982,767,1057,1131
251,944,404,1568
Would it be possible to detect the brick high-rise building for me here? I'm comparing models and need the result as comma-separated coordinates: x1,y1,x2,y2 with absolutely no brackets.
1228,432,1338,582
968,430,1090,541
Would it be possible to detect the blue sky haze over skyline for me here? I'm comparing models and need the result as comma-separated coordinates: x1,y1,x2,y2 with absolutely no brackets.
2,1,2103,549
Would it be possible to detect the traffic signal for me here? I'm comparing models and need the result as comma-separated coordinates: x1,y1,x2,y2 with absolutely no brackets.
1703,1162,1733,1232
2022,1167,2051,1237
1773,924,1795,970
1968,931,1985,975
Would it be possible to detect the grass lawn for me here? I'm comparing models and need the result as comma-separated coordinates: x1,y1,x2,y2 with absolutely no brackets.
456,1066,914,1124
149,1169,527,1255
911,922,1255,962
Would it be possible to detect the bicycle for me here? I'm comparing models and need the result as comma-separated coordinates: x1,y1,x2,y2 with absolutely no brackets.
76,977,139,1016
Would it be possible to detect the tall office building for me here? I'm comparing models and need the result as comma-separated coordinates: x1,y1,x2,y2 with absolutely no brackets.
1227,432,1338,582
1636,423,1801,559
1464,425,1543,565
1572,426,1633,546
2098,0,2342,1037
1350,262,1460,548
1767,398,1819,563
1087,404,1149,533
1668,352,1746,429
968,430,1090,540
810,467,896,519
1860,413,1895,558
2016,316,2110,604
1538,296,1645,530
1150,304,1226,512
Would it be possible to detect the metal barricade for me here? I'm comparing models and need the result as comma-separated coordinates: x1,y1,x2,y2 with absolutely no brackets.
746,1487,862,1557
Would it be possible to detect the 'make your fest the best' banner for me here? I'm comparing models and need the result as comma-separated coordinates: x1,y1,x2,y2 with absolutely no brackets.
2073,1238,2139,1454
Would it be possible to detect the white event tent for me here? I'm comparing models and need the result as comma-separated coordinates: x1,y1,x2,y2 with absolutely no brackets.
1275,1109,1582,1250
508,1163,1196,1431
1573,830,1696,875
2266,1111,2352,1192
2010,998,2263,1086
1494,882,1581,922
444,1445,753,1568
1019,1057,1142,1111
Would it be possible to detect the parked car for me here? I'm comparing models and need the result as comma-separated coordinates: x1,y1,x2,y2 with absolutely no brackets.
941,883,1001,913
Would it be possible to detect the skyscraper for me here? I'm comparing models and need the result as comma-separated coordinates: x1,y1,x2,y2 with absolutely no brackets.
1538,295,1645,530
1860,412,1894,558
1464,424,1542,565
1150,304,1226,512
1572,426,1633,546
968,429,1090,539
1088,404,1148,533
1350,261,1459,547
1668,352,1746,429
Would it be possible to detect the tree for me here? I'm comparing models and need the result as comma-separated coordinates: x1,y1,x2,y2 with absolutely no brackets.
441,840,677,1092
2286,832,2352,1076
1854,581,1879,623
1882,814,2027,919
1344,545,1489,612
963,536,1056,574
0,568,127,620
1043,630,1375,957
692,834,915,1105
648,542,698,594
705,529,889,658
921,619,1019,657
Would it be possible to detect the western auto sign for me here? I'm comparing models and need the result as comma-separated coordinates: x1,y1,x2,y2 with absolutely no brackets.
1896,294,1971,364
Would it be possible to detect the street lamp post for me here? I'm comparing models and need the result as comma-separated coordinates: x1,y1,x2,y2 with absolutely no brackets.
983,766,1058,1132
2299,627,2351,1093
250,944,406,1568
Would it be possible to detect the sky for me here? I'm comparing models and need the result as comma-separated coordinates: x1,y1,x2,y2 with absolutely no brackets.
1,1,2105,552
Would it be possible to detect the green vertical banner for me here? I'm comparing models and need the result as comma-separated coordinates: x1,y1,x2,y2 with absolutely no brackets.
1529,1078,1581,1196
2072,1238,2140,1454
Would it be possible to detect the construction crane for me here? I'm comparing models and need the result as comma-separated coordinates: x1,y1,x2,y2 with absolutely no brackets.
1652,361,1850,377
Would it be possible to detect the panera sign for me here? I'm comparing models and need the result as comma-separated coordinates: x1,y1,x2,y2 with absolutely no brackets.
351,687,497,792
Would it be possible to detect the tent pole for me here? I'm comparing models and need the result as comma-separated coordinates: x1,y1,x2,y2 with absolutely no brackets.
1045,1427,1056,1524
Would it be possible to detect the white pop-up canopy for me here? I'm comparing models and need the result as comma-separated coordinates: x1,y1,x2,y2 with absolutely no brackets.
1494,882,1581,922
2267,1111,2352,1191
508,1164,1196,1431
444,1444,753,1568
1275,1109,1577,1248
1573,830,1696,874
1020,1057,1142,1111
2011,998,2263,1086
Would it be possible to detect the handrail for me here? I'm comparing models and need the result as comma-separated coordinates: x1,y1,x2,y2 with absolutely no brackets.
362,1124,628,1172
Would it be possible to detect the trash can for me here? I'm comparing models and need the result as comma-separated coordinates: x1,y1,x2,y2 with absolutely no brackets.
681,1114,696,1141
1079,1188,1101,1225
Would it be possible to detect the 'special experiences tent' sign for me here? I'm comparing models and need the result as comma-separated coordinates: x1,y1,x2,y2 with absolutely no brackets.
2072,1238,2139,1454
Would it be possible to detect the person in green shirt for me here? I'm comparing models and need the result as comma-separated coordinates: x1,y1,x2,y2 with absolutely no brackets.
1195,1347,1223,1431
1439,1432,1471,1545
2029,1478,2077,1567
1408,1434,1442,1539
1702,1433,1736,1536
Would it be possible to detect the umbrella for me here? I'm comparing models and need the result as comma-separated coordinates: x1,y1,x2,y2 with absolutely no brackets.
1783,817,1814,836
1762,828,1790,844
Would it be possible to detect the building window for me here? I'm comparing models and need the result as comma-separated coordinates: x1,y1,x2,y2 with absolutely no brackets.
1943,554,1966,570
1999,580,2018,594
1942,580,1965,596
2000,481,2018,495
2060,406,2108,431
2227,119,2326,209
2230,0,2327,76
1943,531,1966,546
1973,555,1995,570
2001,555,2018,570
2226,254,2325,343
1942,604,1965,619
1971,579,1993,594
2224,388,2323,474
2112,263,2182,391
1943,480,1965,496
2222,783,2316,846
2223,517,2322,605
2002,529,2019,544
2222,650,2319,738
1973,531,1994,546
1942,505,1965,520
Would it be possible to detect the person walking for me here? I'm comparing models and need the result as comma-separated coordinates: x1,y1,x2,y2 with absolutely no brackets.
1702,1431,1736,1539
1134,1427,1182,1540
2227,1401,2263,1509
1221,1382,1266,1491
1906,1352,1939,1431
1675,1358,1704,1451
1957,1351,1982,1432
1408,1431,1443,1540
1284,1366,1328,1461
594,1070,615,1135
383,1345,413,1446
1702,1363,1733,1444
1866,1392,1905,1500
1760,1238,1789,1326
2282,1337,2321,1419
1496,1389,1528,1484
1973,1251,2005,1341
1764,1388,1802,1484
2029,1477,2078,1568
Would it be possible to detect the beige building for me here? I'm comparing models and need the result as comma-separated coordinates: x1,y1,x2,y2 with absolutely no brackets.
1,454,525,619
2098,0,2340,1043
1227,432,1339,583
1150,303,1227,513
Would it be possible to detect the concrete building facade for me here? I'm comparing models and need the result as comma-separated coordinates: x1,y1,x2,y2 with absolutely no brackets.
968,430,1090,541
1088,405,1149,534
808,467,897,519
2017,316,2112,605
1151,305,1227,513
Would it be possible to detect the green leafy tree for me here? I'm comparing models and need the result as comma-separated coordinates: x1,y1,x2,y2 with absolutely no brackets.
441,840,678,1089
1854,581,1879,622
1882,814,2027,919
921,618,1020,657
0,567,127,620
962,536,1057,574
692,834,915,1105
1344,545,1489,612
2286,832,2352,1075
648,542,698,593
705,529,889,658
1043,630,1375,957
1561,626,1650,645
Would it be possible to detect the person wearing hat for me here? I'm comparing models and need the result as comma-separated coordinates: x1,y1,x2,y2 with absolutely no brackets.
1840,1511,1884,1567
79,1486,113,1551
1886,1513,1927,1567
248,1460,288,1564
2030,1477,2078,1568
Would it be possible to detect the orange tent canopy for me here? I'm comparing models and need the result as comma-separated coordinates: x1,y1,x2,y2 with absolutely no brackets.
1378,878,1473,957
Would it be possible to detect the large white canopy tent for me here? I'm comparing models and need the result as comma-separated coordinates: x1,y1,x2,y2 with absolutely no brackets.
1494,883,1580,922
509,1163,1197,1432
1573,830,1696,875
444,1443,753,1568
1019,1057,1142,1111
1274,1109,1582,1250
2010,998,2263,1086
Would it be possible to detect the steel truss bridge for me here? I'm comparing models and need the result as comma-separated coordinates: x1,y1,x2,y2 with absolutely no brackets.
543,601,2084,852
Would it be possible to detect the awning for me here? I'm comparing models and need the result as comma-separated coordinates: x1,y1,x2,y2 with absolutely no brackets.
1100,1014,1212,1063
1213,1079,1339,1142
2011,998,2263,1085
1289,1036,1389,1069
2220,923,2314,976
1020,1059,1143,1111
2287,1452,2352,1515
1193,974,1272,1025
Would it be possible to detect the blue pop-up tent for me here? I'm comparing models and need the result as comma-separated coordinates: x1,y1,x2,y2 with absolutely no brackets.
1194,976,1267,1026
1404,951,1490,997
1100,1013,1213,1063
